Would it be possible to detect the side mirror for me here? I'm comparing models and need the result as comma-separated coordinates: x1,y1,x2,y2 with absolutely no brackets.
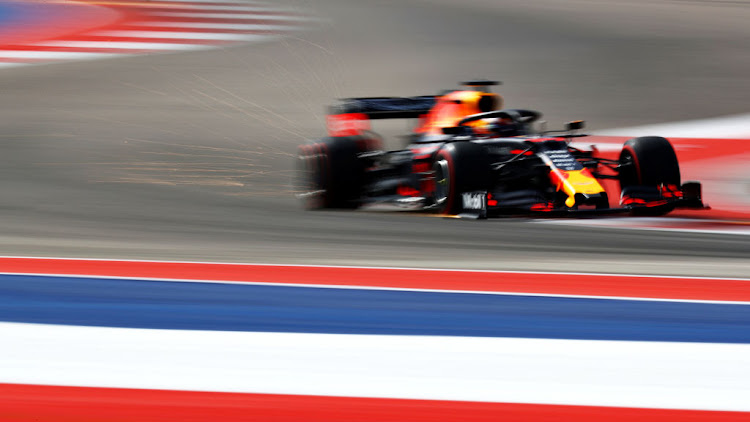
566,120,585,131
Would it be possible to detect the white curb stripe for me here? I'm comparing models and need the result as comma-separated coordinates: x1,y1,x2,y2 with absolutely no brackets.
596,113,750,139
35,41,211,51
2,322,749,411
0,51,120,60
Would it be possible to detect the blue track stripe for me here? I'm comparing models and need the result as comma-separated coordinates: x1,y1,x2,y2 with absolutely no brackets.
0,4,21,25
0,1,59,30
1,274,749,343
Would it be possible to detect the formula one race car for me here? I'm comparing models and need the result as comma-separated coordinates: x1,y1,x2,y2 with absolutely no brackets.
297,81,707,217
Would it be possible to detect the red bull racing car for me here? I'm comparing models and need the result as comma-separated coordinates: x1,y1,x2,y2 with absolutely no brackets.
297,81,707,217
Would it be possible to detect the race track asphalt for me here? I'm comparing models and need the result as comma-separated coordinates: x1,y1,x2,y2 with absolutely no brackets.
0,0,747,276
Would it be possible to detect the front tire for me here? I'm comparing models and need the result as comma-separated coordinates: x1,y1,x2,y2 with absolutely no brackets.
618,136,681,215
433,142,491,215
619,136,680,187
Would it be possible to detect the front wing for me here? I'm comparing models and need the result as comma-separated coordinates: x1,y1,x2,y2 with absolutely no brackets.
453,184,708,219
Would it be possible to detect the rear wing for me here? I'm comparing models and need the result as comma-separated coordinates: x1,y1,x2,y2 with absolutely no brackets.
327,96,435,137
330,96,436,119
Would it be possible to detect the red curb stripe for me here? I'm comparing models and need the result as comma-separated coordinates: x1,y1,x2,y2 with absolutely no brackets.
0,257,748,301
1,383,748,422
0,0,314,68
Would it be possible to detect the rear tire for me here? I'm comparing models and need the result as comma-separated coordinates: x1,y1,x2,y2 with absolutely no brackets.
297,136,379,209
433,142,491,215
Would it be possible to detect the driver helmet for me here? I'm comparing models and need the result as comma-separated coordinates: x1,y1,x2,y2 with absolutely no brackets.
480,117,518,137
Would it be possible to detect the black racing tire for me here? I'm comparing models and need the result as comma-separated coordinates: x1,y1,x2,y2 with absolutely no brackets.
619,136,681,187
618,136,681,215
432,142,491,215
297,136,379,209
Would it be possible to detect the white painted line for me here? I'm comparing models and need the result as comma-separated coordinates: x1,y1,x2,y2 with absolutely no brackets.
94,30,274,41
0,51,120,60
35,41,211,51
537,218,750,236
0,62,28,69
596,113,750,139
603,226,750,236
2,322,749,411
131,21,298,31
149,12,316,21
